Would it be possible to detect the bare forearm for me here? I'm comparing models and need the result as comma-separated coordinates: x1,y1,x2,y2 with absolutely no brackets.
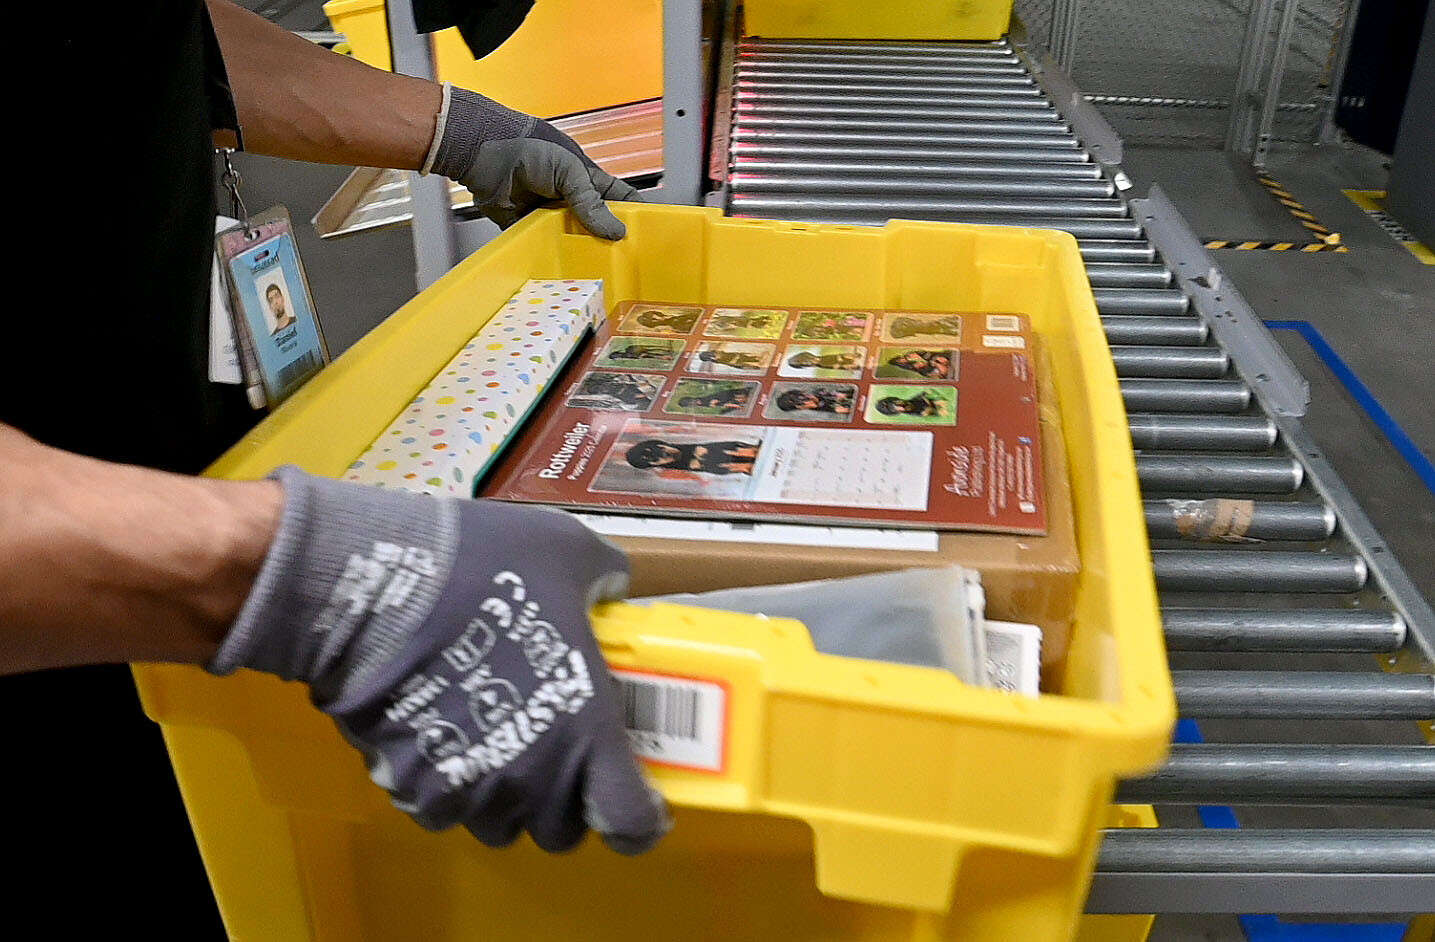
0,425,282,674
206,0,441,169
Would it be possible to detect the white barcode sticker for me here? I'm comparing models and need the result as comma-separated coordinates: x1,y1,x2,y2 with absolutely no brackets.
985,314,1021,332
983,334,1027,349
611,669,728,773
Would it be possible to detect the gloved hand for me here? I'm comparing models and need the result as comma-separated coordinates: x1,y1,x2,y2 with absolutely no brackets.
210,467,669,854
426,82,642,239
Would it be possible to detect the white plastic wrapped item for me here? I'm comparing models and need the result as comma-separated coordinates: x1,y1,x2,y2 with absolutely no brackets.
640,566,989,686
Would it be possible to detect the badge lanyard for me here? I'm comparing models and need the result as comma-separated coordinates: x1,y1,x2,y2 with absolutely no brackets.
213,148,331,410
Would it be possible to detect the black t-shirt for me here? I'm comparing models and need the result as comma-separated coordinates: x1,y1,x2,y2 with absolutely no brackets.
7,0,258,472
6,3,250,932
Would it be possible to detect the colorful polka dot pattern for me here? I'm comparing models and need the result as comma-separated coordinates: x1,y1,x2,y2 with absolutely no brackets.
346,280,605,495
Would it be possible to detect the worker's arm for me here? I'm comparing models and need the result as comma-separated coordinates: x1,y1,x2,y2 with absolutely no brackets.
0,422,667,852
0,423,281,674
204,0,438,169
204,0,641,238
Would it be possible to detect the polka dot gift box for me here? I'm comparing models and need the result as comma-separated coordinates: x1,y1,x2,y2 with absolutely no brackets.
346,279,605,495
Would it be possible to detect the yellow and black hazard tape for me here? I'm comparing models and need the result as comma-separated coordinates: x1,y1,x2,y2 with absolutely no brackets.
1204,239,1348,253
1256,172,1343,243
1203,172,1347,253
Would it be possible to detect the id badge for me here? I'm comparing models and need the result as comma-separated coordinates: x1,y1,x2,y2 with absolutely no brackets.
216,205,330,409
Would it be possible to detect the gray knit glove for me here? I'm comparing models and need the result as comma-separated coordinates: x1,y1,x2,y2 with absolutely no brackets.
427,84,642,239
210,467,669,854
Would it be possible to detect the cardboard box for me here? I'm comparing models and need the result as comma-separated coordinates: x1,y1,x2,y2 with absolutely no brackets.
617,340,1079,672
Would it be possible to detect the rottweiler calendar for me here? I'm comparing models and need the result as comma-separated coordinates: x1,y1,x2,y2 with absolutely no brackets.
481,302,1047,534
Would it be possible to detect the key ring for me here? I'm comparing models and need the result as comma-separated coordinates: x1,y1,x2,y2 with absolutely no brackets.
217,147,253,237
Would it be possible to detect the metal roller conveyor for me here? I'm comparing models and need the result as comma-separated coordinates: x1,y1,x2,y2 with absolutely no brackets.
733,101,1065,122
733,90,1059,110
1080,241,1159,263
1161,609,1406,652
1120,379,1251,413
1098,830,1435,872
1172,671,1435,719
729,156,1107,179
1116,745,1435,804
737,75,1040,94
728,192,1123,217
1094,287,1192,316
729,141,1094,163
1145,500,1335,541
736,77,1048,96
1128,414,1277,451
721,34,1435,915
738,52,1023,68
738,39,1015,55
729,128,1081,149
1086,263,1174,288
1154,550,1367,592
734,115,1074,136
1136,455,1302,493
1111,346,1231,378
736,46,1020,64
1103,317,1209,346
730,173,1115,199
730,199,1144,238
733,61,1032,78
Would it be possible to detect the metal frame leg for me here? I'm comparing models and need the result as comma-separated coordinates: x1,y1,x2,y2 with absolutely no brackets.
1227,0,1301,168
1252,0,1302,167
1046,0,1081,73
656,0,704,205
386,0,458,290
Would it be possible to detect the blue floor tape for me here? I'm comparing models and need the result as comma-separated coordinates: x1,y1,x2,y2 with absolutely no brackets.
1264,320,1435,497
1172,720,1409,940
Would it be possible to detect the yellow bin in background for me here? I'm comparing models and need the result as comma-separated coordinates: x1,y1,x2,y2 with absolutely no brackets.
133,205,1173,940
321,0,662,118
743,0,1016,41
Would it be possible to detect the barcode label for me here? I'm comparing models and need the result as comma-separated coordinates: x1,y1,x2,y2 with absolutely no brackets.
275,350,321,394
982,334,1026,349
612,669,726,772
986,314,1021,332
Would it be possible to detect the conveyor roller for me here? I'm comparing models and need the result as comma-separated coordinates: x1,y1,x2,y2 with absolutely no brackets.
1117,744,1435,804
1173,671,1435,719
1103,317,1209,345
1145,500,1335,541
1136,455,1303,493
1120,379,1251,413
1154,550,1367,592
1128,414,1277,451
1098,829,1435,872
1161,609,1406,652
